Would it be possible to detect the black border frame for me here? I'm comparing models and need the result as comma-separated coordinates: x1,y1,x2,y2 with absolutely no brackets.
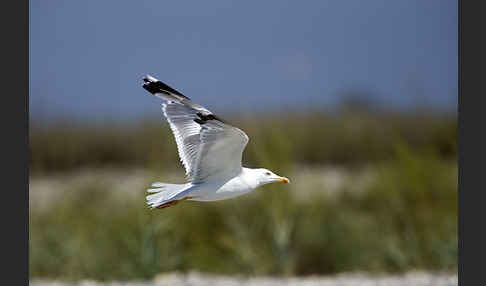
1,0,29,285
458,0,484,285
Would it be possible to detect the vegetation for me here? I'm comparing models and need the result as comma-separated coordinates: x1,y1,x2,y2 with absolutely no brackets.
29,111,456,173
29,110,457,280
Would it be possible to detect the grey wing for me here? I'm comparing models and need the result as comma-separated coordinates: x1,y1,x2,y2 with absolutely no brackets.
142,75,249,182
162,103,203,178
191,119,249,183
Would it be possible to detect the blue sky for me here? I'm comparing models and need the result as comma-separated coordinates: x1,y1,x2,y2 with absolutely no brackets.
30,0,457,123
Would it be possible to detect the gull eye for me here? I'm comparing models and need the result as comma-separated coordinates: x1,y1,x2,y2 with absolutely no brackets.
265,172,271,176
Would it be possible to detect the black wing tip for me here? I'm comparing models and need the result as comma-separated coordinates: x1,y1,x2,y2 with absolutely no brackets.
141,74,190,100
142,81,170,95
193,112,225,125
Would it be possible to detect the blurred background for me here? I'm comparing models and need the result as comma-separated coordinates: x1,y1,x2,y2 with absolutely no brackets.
29,0,457,282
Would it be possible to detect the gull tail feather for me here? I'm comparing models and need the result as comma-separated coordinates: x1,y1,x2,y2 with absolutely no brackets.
146,182,192,209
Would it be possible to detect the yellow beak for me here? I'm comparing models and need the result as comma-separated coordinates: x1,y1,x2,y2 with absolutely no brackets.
276,177,290,184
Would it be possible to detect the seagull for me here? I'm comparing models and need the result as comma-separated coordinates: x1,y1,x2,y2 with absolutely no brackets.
142,75,290,209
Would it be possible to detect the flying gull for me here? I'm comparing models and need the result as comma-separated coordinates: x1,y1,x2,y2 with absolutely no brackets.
142,75,290,209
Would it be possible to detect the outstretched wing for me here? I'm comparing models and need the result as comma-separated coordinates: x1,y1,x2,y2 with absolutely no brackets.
142,75,249,183
191,117,249,183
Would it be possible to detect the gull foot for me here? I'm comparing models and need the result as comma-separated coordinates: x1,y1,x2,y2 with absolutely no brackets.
156,197,191,209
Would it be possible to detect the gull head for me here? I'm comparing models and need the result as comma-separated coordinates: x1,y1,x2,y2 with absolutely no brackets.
254,168,290,186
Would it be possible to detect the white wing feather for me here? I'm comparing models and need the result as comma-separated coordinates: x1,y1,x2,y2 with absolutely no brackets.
191,120,248,183
143,75,249,183
162,103,202,178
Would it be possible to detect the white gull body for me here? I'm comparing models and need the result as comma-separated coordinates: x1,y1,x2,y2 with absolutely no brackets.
142,75,289,209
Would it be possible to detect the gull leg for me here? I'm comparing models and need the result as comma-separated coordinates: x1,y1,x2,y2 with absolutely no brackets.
156,197,191,209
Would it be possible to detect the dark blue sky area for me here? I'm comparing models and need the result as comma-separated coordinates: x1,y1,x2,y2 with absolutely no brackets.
30,0,457,123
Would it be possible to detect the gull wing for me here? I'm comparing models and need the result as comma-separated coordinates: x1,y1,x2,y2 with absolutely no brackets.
142,75,249,183
191,117,249,183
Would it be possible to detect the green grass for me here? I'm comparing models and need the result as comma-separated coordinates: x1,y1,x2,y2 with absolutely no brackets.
29,111,457,173
29,145,457,280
